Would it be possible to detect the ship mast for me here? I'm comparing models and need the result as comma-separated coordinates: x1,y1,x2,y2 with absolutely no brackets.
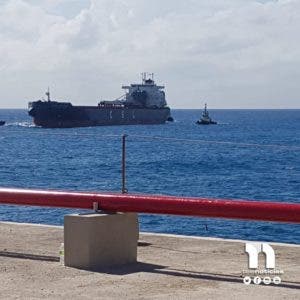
203,103,209,118
141,72,154,84
46,87,51,102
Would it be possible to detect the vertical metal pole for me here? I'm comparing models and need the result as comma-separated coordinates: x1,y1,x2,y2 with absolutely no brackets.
122,134,128,194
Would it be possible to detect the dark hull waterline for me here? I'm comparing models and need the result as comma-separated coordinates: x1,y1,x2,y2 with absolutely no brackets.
196,120,217,125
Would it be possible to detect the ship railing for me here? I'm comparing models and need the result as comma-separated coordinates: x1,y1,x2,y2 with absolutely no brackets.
97,103,125,108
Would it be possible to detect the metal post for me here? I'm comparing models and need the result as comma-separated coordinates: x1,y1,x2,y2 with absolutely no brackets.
122,134,128,194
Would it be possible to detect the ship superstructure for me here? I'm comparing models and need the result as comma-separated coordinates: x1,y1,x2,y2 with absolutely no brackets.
99,73,167,109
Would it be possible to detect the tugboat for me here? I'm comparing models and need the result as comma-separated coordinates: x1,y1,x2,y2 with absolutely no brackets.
0,121,5,126
196,104,217,125
28,73,173,128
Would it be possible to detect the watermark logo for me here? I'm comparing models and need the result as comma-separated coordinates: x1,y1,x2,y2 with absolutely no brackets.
242,243,283,285
245,243,275,269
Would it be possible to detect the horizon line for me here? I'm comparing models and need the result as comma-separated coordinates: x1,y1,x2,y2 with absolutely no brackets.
0,107,300,110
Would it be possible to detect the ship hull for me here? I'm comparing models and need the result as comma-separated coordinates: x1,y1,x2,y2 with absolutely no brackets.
29,103,172,128
196,120,217,125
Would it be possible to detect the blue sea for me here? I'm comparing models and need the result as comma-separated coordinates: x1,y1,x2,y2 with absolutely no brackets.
0,109,299,244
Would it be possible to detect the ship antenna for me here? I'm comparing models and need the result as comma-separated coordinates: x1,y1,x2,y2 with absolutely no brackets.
46,87,51,102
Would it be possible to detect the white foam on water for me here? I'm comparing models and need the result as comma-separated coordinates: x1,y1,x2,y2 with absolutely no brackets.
6,122,36,128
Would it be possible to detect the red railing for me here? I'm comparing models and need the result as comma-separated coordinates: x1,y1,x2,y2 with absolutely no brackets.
0,188,299,223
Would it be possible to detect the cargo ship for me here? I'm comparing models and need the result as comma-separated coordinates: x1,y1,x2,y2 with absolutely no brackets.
28,73,173,128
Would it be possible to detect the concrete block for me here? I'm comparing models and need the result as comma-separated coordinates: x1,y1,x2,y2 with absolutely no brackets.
64,213,139,270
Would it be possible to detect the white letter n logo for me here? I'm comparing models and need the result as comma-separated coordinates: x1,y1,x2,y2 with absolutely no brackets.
245,243,275,269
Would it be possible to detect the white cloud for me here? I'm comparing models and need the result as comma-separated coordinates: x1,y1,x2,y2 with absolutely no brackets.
0,0,299,108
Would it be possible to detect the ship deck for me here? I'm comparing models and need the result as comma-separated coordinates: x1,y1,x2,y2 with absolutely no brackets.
0,221,299,299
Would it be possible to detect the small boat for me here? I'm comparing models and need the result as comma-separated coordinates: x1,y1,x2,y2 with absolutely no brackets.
196,104,217,125
0,121,5,126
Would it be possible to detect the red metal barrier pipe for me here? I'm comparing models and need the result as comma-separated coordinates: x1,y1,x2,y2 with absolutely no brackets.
0,188,299,223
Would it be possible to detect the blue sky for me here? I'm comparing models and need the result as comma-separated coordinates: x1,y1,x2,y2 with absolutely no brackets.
0,0,299,108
